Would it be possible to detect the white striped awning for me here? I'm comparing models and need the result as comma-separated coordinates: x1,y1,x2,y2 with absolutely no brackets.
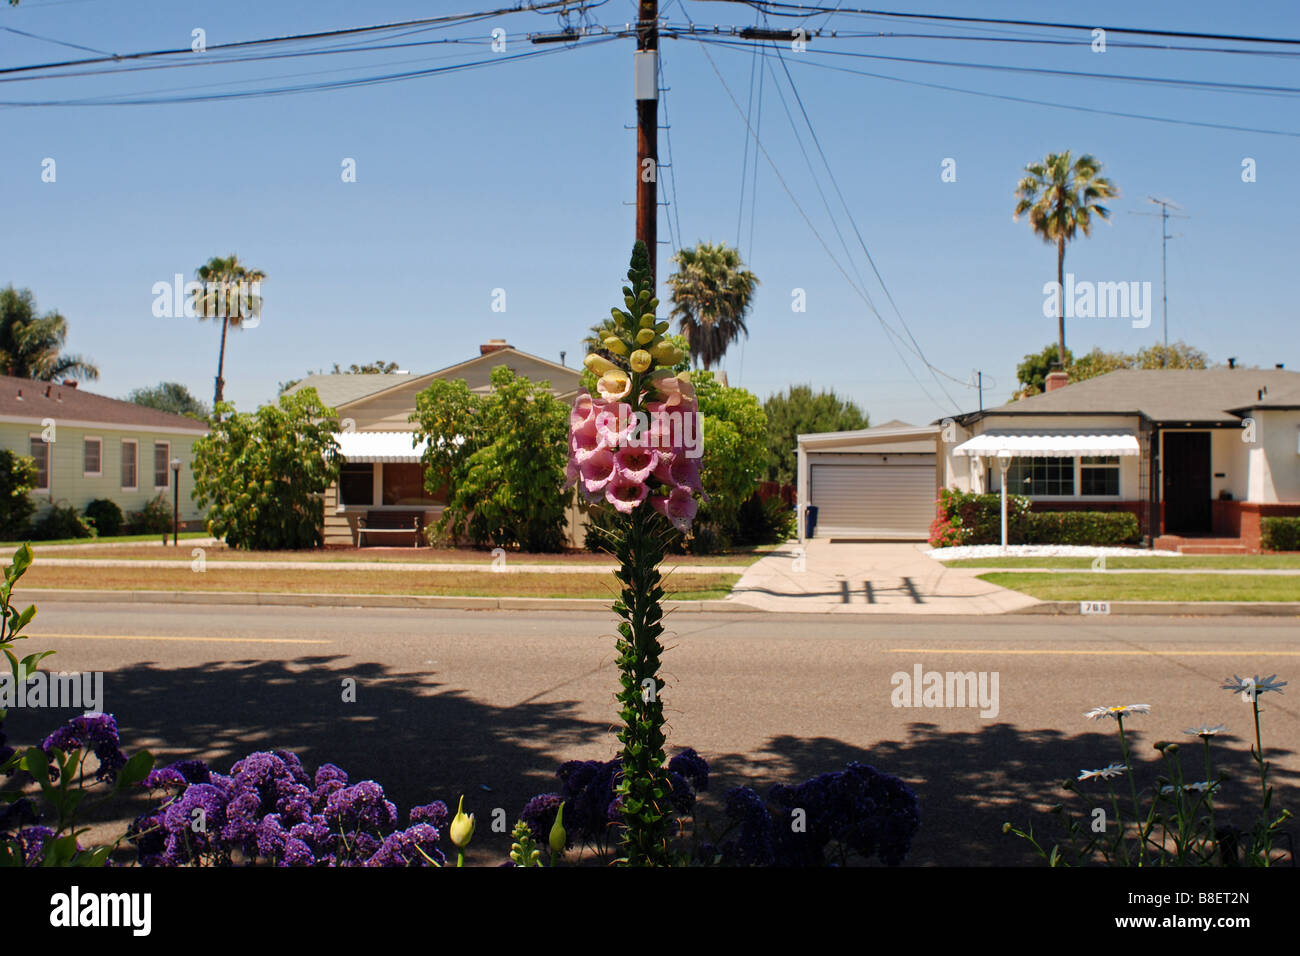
953,432,1140,457
333,431,428,463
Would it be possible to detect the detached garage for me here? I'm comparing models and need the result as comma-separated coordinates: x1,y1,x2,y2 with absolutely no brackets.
796,421,940,541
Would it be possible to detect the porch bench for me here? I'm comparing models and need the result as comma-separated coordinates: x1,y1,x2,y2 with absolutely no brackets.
357,511,425,548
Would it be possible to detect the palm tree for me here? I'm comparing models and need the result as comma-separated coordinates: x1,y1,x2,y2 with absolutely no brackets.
666,241,759,370
0,285,99,381
1013,152,1118,365
191,254,265,409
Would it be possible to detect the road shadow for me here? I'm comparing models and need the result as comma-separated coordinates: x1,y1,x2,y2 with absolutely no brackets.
698,723,1299,866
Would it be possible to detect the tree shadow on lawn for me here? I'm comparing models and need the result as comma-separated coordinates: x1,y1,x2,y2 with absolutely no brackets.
3,654,613,863
700,724,1299,867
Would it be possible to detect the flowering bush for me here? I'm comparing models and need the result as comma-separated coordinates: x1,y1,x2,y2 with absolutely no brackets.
701,763,920,867
128,750,450,867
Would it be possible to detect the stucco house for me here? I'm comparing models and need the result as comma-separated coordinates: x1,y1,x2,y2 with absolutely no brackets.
0,374,208,530
797,367,1300,552
284,341,583,547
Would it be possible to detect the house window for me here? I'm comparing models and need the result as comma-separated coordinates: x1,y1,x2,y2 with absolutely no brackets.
29,436,50,491
339,463,374,506
153,442,170,488
1081,456,1121,496
381,463,436,506
1006,457,1074,496
121,440,138,489
83,438,102,477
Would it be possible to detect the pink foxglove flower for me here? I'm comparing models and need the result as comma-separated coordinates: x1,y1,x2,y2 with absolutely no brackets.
580,447,617,497
651,487,698,532
616,446,659,484
595,403,634,448
606,473,649,513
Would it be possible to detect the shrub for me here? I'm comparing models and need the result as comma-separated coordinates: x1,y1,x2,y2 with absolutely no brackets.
31,501,94,540
83,499,124,537
930,489,1140,547
126,494,173,535
733,491,796,546
1027,510,1140,546
0,450,37,540
192,389,340,550
412,367,569,552
1261,516,1300,552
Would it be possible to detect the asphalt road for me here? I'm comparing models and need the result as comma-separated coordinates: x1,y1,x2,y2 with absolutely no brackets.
7,601,1299,866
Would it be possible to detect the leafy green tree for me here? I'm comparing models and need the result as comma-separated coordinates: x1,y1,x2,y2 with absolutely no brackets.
693,370,768,541
0,450,38,539
666,242,759,370
1013,152,1119,362
191,388,340,550
0,286,98,382
126,382,210,419
191,255,265,409
332,360,400,374
762,385,868,486
411,366,569,552
1014,340,1210,399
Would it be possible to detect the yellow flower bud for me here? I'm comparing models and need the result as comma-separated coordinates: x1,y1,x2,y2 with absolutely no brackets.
549,802,567,854
649,341,682,365
639,315,656,329
629,349,652,373
584,353,616,376
603,336,628,356
450,795,476,848
636,328,655,345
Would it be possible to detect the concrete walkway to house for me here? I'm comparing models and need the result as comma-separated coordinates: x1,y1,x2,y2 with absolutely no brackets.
727,540,1041,615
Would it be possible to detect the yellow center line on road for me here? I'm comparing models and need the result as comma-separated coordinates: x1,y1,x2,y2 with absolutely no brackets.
890,648,1300,656
29,633,330,645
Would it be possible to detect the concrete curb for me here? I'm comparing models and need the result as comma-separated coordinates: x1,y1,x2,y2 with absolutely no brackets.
21,588,758,614
1014,601,1300,617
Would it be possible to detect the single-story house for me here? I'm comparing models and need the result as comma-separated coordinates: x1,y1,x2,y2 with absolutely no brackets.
0,373,208,530
797,368,1300,551
284,340,584,547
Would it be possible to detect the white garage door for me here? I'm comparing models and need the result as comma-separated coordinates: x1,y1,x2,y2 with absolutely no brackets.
810,459,936,538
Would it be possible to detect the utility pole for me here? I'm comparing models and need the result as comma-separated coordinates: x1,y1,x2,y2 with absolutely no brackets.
634,0,659,289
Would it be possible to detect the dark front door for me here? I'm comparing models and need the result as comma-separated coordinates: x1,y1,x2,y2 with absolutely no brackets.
1162,431,1211,533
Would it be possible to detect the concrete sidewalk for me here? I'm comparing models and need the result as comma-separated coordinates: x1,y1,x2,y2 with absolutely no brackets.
34,557,750,575
727,540,1040,615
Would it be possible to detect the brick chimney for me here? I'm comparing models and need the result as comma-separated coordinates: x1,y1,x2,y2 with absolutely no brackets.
63,380,78,388
479,339,510,356
1044,371,1069,392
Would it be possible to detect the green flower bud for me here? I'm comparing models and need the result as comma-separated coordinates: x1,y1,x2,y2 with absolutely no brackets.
603,336,628,356
629,349,653,373
639,314,656,329
549,802,567,854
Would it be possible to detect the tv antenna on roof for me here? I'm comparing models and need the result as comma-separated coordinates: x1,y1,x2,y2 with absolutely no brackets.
1129,196,1189,349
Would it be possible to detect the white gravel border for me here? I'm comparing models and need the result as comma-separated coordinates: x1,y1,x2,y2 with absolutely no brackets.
928,544,1182,560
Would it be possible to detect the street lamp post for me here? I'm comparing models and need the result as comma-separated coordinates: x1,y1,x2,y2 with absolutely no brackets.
170,457,182,546
996,450,1013,553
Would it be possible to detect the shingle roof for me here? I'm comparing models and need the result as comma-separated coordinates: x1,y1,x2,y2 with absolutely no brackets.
0,375,208,432
975,368,1300,423
284,373,413,408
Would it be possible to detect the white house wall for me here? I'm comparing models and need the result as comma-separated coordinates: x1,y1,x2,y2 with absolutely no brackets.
1254,409,1300,502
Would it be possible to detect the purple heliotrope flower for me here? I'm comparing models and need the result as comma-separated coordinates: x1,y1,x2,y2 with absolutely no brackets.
41,714,127,782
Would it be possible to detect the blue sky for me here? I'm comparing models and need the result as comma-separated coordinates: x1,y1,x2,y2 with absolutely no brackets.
2,0,1297,424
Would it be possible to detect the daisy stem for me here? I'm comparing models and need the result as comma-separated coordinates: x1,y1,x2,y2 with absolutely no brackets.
1203,737,1217,862
1116,716,1147,865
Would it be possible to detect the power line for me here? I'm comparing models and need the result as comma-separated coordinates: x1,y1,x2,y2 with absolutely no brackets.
722,2,1300,46
697,36,1300,138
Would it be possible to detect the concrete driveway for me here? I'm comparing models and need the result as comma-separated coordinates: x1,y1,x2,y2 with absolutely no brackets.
727,540,1039,614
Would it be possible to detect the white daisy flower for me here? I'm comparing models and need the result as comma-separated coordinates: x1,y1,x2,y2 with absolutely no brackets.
1078,763,1127,782
1160,781,1218,795
1222,674,1287,695
1183,723,1227,737
1084,704,1152,721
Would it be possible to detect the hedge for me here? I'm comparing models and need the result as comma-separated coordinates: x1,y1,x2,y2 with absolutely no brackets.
1261,517,1300,552
930,489,1140,547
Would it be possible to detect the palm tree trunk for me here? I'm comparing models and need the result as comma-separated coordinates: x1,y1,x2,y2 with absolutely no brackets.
1056,237,1067,367
214,316,229,408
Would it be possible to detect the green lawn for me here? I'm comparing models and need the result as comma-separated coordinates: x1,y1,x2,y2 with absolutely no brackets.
947,554,1300,570
980,571,1300,602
